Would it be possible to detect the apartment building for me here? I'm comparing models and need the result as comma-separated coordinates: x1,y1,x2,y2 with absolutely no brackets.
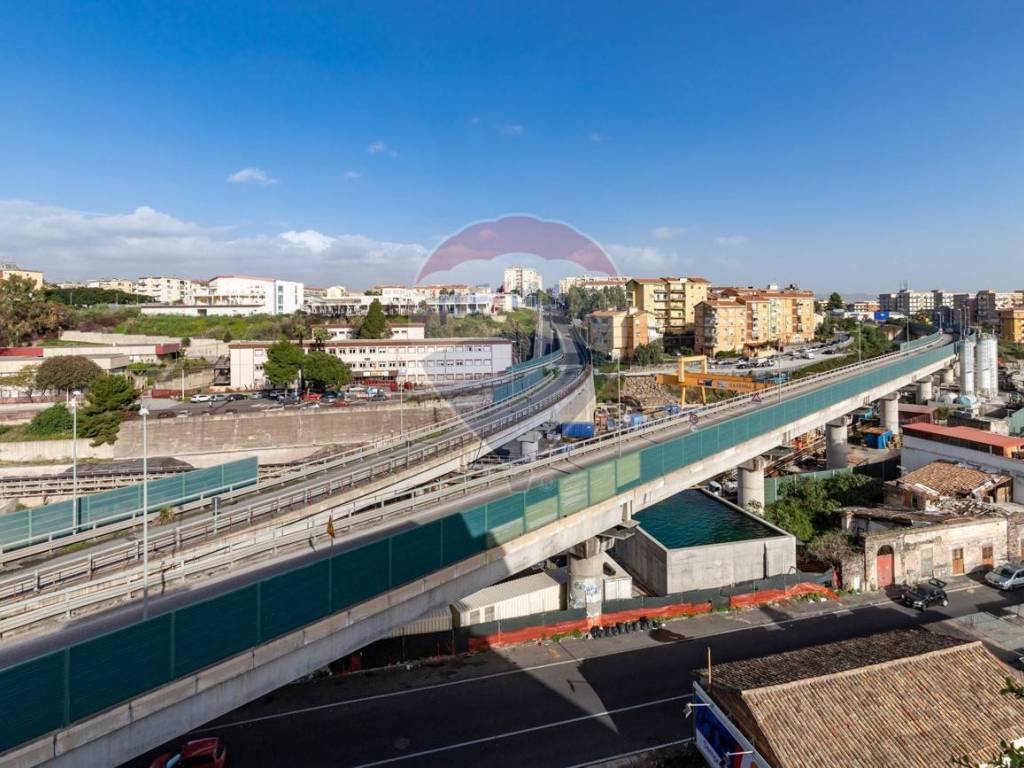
626,276,710,336
502,266,543,296
134,276,200,304
557,274,631,295
931,290,955,310
229,337,514,389
0,263,44,289
977,290,1024,329
694,298,746,356
84,278,135,293
847,300,880,313
894,289,936,316
584,309,651,361
1000,307,1024,344
693,286,815,356
878,292,897,313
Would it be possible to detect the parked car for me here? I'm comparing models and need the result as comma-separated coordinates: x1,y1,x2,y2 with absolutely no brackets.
798,351,816,360
900,578,949,610
226,393,246,401
209,393,228,402
148,737,226,768
189,393,212,403
735,362,752,370
985,563,1024,591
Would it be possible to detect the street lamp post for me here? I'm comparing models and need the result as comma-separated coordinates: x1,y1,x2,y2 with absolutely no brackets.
139,405,151,618
70,390,81,529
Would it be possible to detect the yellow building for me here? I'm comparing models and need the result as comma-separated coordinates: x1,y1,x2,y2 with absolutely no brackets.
1000,307,1024,344
0,263,44,289
694,285,816,356
694,299,747,356
626,276,709,336
585,308,651,361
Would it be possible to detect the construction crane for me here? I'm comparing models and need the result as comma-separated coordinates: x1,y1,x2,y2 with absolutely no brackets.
656,355,776,405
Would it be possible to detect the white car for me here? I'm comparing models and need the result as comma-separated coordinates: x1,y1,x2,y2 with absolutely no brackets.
985,563,1024,590
189,393,213,403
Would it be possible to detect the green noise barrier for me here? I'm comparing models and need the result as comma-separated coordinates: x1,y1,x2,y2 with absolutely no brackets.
0,337,952,754
0,457,258,550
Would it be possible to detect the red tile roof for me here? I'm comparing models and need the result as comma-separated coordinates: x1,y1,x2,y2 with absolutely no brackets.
903,421,1024,449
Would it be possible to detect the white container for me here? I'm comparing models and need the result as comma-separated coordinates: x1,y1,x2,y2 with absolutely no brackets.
960,337,976,397
452,570,566,627
385,606,454,638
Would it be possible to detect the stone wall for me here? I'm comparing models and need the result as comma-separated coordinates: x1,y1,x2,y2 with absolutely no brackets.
860,517,1008,589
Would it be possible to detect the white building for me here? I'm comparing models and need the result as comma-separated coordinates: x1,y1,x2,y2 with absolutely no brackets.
502,266,543,296
426,291,505,316
198,275,304,315
87,278,136,293
229,337,514,389
134,276,200,304
557,274,630,296
313,322,426,341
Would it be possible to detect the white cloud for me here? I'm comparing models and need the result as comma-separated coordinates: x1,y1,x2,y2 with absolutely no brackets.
652,226,685,241
226,167,278,186
368,141,387,155
498,123,524,137
279,230,335,254
589,132,605,143
0,199,428,287
604,243,693,273
344,170,361,180
714,235,748,247
470,116,481,125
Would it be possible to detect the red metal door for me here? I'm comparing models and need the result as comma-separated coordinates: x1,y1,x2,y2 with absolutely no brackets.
876,546,895,588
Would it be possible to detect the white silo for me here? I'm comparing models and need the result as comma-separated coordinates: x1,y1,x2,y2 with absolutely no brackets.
960,336,976,397
977,334,998,397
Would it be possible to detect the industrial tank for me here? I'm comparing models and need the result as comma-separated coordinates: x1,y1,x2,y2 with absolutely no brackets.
977,334,998,397
960,336,976,397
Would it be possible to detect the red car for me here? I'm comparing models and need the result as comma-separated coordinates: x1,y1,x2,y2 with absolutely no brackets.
149,737,227,768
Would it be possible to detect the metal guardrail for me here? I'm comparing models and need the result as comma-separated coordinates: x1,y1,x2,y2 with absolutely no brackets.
0,352,590,602
0,333,571,560
0,333,950,634
0,364,591,634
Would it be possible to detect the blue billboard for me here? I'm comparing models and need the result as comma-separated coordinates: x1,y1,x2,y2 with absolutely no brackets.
874,310,891,322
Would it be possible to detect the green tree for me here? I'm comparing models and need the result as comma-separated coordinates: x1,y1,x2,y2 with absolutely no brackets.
0,274,70,345
263,339,305,389
79,374,137,445
0,365,39,395
302,351,352,390
24,404,73,438
312,327,332,348
632,340,665,366
34,356,103,393
807,529,855,570
827,291,844,310
358,299,389,339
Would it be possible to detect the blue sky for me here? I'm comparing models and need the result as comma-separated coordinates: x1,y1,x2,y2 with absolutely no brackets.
1,1,1021,293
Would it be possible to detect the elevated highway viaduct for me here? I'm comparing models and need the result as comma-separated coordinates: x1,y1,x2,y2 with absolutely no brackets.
0,334,957,768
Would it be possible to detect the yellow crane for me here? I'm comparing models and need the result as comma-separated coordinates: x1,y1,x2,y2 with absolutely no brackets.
656,355,775,405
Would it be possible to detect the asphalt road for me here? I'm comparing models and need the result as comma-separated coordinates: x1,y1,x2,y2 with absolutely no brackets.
121,578,1023,768
0,333,950,667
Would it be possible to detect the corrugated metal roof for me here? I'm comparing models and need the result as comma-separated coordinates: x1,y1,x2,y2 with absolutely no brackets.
904,421,1024,449
452,569,567,612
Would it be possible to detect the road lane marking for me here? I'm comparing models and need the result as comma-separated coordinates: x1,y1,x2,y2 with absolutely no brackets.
562,737,695,768
348,694,693,767
198,583,987,732
197,658,583,730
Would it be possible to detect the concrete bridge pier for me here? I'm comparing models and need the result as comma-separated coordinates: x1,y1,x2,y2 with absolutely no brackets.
737,457,767,514
567,537,608,617
880,393,900,436
940,366,955,387
916,377,934,404
826,417,851,469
